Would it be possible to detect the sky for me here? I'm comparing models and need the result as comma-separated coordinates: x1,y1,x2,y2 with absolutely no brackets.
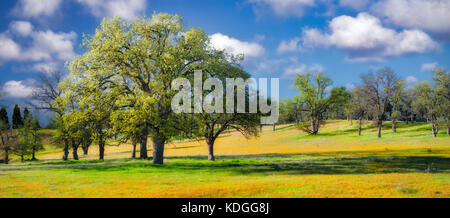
0,0,449,124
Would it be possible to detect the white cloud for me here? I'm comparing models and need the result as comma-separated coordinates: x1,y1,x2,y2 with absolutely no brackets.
9,21,33,37
300,12,438,62
0,23,77,72
210,33,265,58
339,0,370,10
248,0,316,18
255,58,287,74
13,0,62,18
26,30,77,61
32,62,60,74
76,0,147,20
405,76,419,85
1,80,36,98
277,37,304,54
371,0,450,39
421,62,439,72
281,58,324,79
0,34,22,61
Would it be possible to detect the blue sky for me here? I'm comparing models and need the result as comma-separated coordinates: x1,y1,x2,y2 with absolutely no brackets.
0,0,449,123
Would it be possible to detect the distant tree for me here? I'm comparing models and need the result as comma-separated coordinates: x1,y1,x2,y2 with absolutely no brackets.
361,68,399,138
0,107,9,129
280,98,302,125
293,72,336,135
433,68,449,135
12,104,23,129
413,82,441,137
15,122,32,162
328,86,351,120
391,81,405,133
401,87,415,124
23,107,30,122
349,86,369,136
0,121,16,164
26,115,43,161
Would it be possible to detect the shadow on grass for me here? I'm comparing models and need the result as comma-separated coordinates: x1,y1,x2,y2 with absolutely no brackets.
62,153,450,176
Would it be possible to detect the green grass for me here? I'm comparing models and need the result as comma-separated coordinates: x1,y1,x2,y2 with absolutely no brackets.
0,120,449,198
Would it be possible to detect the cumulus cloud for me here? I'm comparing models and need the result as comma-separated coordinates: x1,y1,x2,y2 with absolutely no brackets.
298,12,438,62
371,0,450,40
1,80,36,99
248,0,316,18
32,62,61,74
405,76,419,85
9,21,33,37
0,22,77,73
12,0,62,18
210,33,265,58
281,58,324,79
0,34,22,61
421,62,439,72
277,37,304,54
26,30,77,61
76,0,146,20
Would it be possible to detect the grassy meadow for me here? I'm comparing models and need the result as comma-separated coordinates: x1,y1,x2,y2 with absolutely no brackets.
0,120,449,198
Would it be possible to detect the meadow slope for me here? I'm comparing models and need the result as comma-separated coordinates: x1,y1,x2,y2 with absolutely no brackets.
0,121,449,198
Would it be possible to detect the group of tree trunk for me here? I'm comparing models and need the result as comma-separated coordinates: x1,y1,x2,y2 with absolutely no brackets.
0,105,43,164
3,14,448,165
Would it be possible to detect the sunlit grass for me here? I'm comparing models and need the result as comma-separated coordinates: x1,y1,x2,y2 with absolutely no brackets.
0,120,448,198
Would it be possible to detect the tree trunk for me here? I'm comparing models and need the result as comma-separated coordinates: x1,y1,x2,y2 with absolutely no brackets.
82,145,89,155
20,155,24,162
99,142,105,160
272,124,276,131
358,118,362,136
131,141,136,159
260,124,263,133
311,120,316,135
63,138,69,161
377,121,382,138
447,126,449,135
4,149,8,164
140,127,148,159
431,119,438,137
72,145,79,160
392,121,397,133
31,147,36,161
207,139,215,161
152,133,165,164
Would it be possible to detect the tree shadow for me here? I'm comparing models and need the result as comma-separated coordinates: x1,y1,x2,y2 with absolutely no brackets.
68,153,450,176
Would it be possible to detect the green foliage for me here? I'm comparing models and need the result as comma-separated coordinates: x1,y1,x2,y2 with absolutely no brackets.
12,104,23,129
23,107,30,122
66,13,225,163
14,114,43,161
0,107,9,130
293,72,333,135
328,86,351,120
433,68,449,131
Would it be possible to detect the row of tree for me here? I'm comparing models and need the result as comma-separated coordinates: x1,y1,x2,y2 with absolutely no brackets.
279,68,449,138
1,13,448,164
0,105,43,163
18,14,262,164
